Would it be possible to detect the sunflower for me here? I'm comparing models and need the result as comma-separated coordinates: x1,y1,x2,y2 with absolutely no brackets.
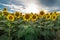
3,8,7,11
14,12,22,18
39,11,45,18
7,14,14,21
53,12,57,15
31,14,38,21
49,12,53,15
23,14,31,21
30,12,33,15
51,14,57,21
2,11,9,16
45,14,51,20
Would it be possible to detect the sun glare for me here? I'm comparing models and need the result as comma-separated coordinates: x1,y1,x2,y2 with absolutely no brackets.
25,3,39,13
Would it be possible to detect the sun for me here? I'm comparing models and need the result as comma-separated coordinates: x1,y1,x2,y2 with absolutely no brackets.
25,3,39,13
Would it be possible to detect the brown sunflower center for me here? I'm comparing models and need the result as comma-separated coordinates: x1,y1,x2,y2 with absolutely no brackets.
40,11,44,15
15,12,20,17
3,8,7,11
9,16,13,19
53,16,55,19
3,12,8,15
50,13,52,15
25,15,30,19
47,16,50,18
32,15,36,19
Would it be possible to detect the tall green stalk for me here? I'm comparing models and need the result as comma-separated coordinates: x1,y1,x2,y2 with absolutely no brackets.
8,26,11,40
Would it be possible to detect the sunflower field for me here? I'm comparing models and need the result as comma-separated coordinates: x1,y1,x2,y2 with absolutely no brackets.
0,8,60,40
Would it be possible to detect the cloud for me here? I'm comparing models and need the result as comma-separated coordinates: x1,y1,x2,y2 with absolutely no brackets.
39,0,57,7
0,3,25,12
20,0,60,10
0,0,60,14
0,0,41,13
0,0,9,4
38,0,60,7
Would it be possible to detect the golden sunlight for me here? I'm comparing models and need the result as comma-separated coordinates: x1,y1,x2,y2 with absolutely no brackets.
25,3,39,13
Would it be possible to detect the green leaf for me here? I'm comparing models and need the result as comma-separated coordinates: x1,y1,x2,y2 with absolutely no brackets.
57,16,60,21
17,29,26,38
0,35,12,40
25,34,34,40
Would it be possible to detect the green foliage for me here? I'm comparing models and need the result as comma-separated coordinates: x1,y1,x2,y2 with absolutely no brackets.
0,12,60,40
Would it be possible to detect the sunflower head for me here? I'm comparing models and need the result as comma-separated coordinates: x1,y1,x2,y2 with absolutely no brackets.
51,14,57,21
53,11,57,15
31,14,38,21
7,14,14,21
39,11,45,15
45,14,51,20
49,12,53,15
39,11,45,18
54,11,56,13
14,12,22,18
23,14,31,21
3,8,7,11
2,11,9,16
31,12,33,14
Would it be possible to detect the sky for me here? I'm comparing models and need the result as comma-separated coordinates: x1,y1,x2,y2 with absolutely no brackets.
0,0,60,14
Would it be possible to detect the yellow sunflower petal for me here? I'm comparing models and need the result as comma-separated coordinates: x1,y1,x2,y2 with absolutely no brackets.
39,11,45,18
2,11,9,16
51,14,57,21
23,14,31,21
45,14,51,20
14,12,22,18
7,14,14,21
31,14,38,21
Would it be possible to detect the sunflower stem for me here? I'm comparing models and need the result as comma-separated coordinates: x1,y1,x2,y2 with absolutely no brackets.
8,22,12,40
9,26,11,40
